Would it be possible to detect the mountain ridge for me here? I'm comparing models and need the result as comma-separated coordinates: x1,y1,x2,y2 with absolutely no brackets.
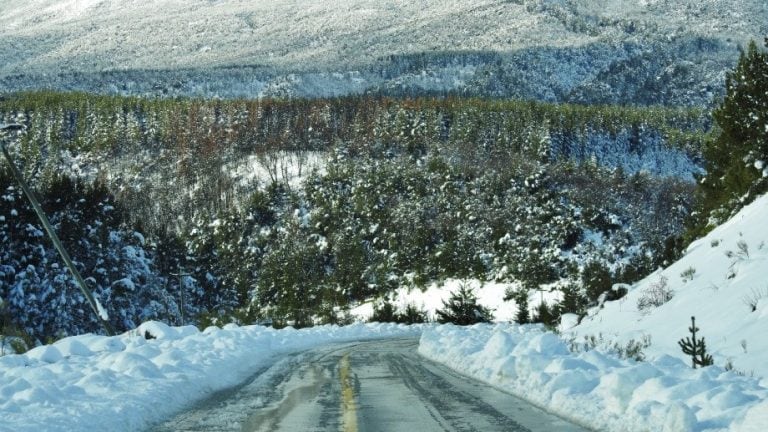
1,0,765,103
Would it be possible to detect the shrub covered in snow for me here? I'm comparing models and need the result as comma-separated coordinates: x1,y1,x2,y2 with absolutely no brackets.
636,275,674,314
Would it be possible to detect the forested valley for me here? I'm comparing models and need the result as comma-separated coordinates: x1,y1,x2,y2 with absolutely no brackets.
0,91,717,341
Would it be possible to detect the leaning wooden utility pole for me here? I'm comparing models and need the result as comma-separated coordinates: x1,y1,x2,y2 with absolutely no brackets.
1,124,115,336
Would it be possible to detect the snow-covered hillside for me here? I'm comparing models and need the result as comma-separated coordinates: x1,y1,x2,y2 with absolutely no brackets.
0,0,760,73
360,188,768,373
0,0,764,102
377,194,768,431
412,195,768,432
568,192,768,379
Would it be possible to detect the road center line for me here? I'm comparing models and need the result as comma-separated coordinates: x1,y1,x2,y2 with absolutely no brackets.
339,353,358,432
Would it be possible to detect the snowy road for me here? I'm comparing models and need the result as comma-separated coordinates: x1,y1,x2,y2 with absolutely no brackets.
149,338,587,432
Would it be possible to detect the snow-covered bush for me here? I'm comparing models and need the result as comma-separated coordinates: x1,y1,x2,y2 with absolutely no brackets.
742,287,768,312
0,174,185,340
636,275,674,313
679,266,696,282
567,332,652,362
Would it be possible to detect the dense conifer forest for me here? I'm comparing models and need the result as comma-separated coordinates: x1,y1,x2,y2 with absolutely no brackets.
1,91,716,339
10,49,766,338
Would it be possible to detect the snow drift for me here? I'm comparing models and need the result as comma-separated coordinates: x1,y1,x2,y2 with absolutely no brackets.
419,323,768,432
0,322,420,432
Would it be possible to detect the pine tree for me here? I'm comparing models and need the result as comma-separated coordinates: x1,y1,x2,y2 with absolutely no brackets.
436,284,493,325
370,299,397,323
678,316,714,369
558,283,587,317
695,39,768,235
532,301,558,327
505,287,530,324
397,303,428,324
583,260,613,303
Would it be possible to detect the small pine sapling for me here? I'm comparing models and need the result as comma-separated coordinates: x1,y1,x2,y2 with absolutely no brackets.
557,283,587,317
678,316,714,369
532,301,558,328
505,287,530,324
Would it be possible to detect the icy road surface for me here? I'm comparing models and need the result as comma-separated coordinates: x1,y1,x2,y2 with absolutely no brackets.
149,338,586,432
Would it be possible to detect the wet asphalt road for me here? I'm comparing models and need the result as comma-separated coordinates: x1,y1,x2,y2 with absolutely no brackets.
149,338,588,432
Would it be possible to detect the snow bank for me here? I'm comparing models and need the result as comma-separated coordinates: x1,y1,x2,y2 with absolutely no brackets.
419,324,768,432
0,322,420,432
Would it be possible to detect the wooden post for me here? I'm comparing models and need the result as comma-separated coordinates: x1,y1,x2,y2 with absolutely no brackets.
170,267,191,326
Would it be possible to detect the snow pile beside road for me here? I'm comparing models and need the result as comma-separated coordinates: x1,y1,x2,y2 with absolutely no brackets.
419,324,768,432
0,322,421,432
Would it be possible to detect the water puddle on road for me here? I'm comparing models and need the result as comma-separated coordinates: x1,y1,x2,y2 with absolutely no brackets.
241,363,332,432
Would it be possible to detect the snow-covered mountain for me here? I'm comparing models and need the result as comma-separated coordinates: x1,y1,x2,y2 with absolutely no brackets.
1,0,765,103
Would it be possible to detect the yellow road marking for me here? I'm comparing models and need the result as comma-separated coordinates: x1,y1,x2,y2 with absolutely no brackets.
339,353,358,432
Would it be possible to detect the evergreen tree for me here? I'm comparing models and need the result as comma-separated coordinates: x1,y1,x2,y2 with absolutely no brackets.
557,283,587,317
505,287,530,324
0,172,177,339
515,293,530,324
532,301,558,327
678,316,714,369
369,299,398,323
255,217,325,328
582,261,613,303
436,284,493,325
397,303,428,324
694,39,768,235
